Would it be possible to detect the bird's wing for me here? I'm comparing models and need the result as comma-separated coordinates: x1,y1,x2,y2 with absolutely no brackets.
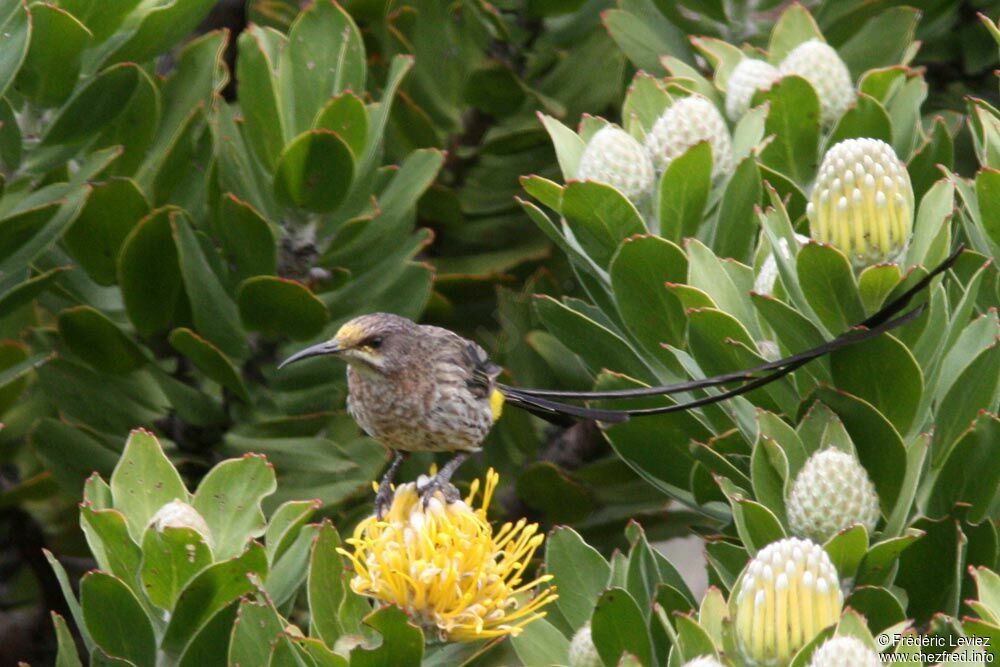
500,245,962,403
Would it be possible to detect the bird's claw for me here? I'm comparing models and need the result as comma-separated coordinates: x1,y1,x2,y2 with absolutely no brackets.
416,475,461,507
374,484,395,520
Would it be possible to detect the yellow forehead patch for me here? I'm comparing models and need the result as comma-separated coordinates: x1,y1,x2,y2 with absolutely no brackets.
334,322,366,347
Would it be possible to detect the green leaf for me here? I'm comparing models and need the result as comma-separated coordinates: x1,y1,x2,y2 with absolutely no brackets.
80,572,156,667
63,178,150,286
237,276,329,341
350,605,424,667
657,141,712,242
274,130,355,212
191,454,275,561
975,168,1000,252
823,524,868,580
58,0,140,41
216,194,277,281
315,92,369,158
894,516,963,623
932,344,1000,464
609,235,688,357
768,4,823,63
830,334,922,435
686,239,757,337
15,3,90,107
0,265,68,319
42,63,140,145
118,208,185,337
907,117,952,207
265,523,317,609
177,602,240,667
265,500,320,563
236,25,285,169
837,8,919,77
0,0,30,99
171,210,247,358
720,477,786,555
857,264,902,314
79,505,142,595
307,521,347,646
561,181,646,268
757,76,820,185
827,93,892,146
0,202,60,266
845,586,905,635
713,155,762,263
603,8,689,75
162,542,269,653
546,526,611,630
52,611,83,667
927,413,1000,523
907,179,954,270
110,429,189,542
277,0,365,135
58,306,146,375
538,112,585,180
102,0,218,66
591,587,654,667
230,597,285,667
797,243,864,333
140,525,213,609
511,618,571,667
32,419,119,495
168,328,250,402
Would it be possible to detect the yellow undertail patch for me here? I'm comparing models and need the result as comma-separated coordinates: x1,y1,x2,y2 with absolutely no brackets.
490,389,505,422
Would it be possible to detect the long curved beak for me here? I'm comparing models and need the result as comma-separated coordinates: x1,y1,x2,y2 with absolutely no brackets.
278,340,341,369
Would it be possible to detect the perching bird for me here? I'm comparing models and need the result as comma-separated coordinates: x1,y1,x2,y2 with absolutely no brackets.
280,247,962,517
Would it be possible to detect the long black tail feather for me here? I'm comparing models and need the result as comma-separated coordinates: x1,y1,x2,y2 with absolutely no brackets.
500,245,962,403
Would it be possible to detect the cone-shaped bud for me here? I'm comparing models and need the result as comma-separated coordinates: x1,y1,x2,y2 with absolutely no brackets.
578,125,655,203
726,58,781,120
568,623,601,667
808,636,880,667
149,499,214,548
645,95,734,179
734,537,843,667
684,657,726,667
787,448,880,544
779,40,854,125
807,138,913,268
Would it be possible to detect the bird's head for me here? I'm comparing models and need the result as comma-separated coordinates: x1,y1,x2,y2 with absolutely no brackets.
278,313,416,374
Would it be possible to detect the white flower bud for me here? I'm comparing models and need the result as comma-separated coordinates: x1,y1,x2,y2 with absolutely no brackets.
787,448,880,544
726,58,781,120
149,499,213,548
568,623,601,667
807,138,913,268
779,40,855,126
735,537,843,666
808,636,880,667
577,125,655,203
645,95,734,179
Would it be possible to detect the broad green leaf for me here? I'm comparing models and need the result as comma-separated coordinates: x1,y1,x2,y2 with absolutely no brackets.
216,194,276,281
894,517,963,623
0,202,60,266
237,276,329,341
274,130,355,212
621,71,672,134
229,597,285,667
609,235,688,357
657,141,712,242
768,4,823,63
58,306,146,375
546,526,611,630
80,572,156,667
52,612,83,667
857,264,903,314
932,344,1000,465
350,605,424,667
42,63,140,145
0,184,89,276
277,0,365,135
79,505,142,595
845,586,905,635
265,523,317,608
237,25,285,169
975,168,1000,252
713,155,762,263
264,499,320,562
191,454,275,560
63,178,149,285
827,93,892,146
32,419,119,495
686,239,757,337
0,0,30,99
15,3,90,107
908,120,954,204
315,92,369,158
177,603,240,667
757,76,820,185
103,0,218,66
591,587,654,667
538,113,585,180
511,617,570,667
797,243,865,333
171,211,247,358
604,8,689,75
168,328,250,402
307,521,347,646
58,0,140,41
162,542,268,652
0,265,68,319
907,179,954,269
0,97,20,170
720,477,786,554
830,334,922,435
927,413,1000,524
110,429,189,542
751,436,789,523
837,7,919,77
561,181,646,268
118,208,185,336
823,524,868,580
140,525,213,609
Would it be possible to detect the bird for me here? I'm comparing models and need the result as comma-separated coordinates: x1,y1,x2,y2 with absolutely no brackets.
280,247,962,517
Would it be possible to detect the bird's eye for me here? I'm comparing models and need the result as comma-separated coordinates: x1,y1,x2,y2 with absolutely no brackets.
367,336,383,349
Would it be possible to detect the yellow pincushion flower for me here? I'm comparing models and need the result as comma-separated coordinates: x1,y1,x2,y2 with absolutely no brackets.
734,537,843,666
339,470,556,642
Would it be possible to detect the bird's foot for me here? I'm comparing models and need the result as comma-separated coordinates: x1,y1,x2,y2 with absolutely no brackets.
416,474,461,508
374,483,396,520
